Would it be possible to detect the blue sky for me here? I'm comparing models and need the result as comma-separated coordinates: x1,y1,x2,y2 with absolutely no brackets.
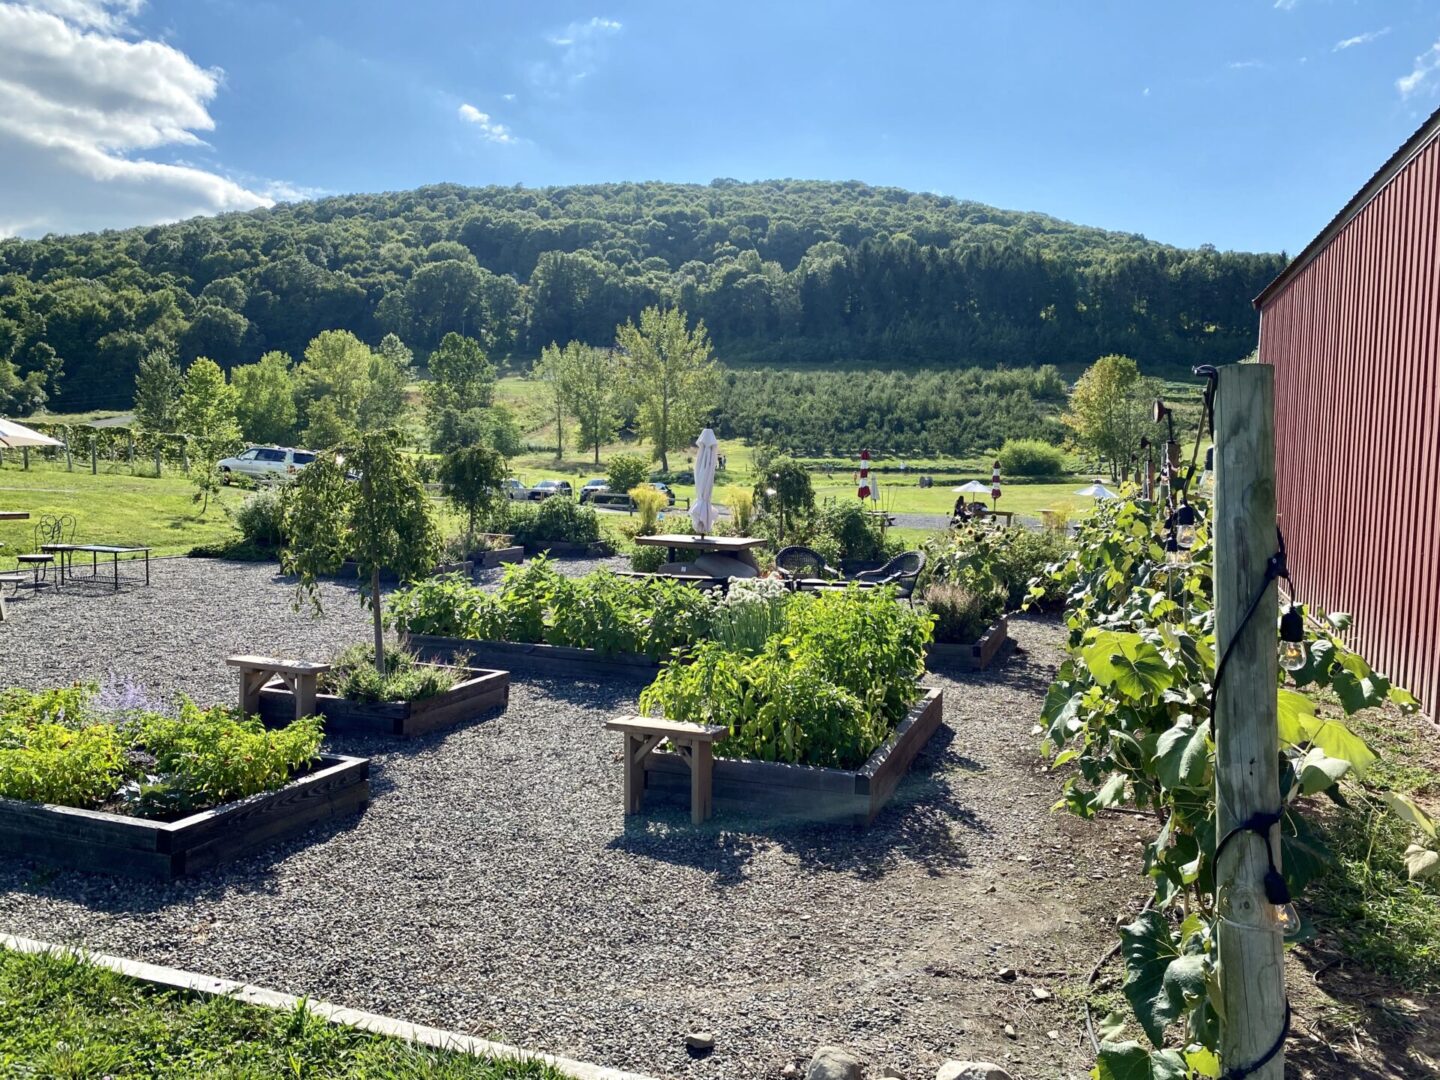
4,1,1440,253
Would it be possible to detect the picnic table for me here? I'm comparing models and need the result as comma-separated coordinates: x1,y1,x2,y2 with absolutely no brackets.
0,512,29,521
632,533,768,572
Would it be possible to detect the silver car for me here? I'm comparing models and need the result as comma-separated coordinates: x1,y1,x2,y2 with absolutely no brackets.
218,446,317,484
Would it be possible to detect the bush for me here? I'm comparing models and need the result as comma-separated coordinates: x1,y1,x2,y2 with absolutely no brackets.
324,644,458,703
629,485,669,535
723,486,755,533
921,526,1073,609
509,497,600,546
812,501,888,563
924,582,1004,644
630,544,667,573
231,486,287,546
606,453,648,495
997,438,1067,478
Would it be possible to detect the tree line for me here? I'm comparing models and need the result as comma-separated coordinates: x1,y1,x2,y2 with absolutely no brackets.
0,180,1283,413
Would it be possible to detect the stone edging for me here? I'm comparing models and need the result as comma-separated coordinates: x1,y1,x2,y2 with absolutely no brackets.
0,933,660,1080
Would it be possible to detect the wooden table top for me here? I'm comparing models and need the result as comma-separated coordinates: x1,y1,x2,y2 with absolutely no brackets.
632,533,768,551
0,511,29,521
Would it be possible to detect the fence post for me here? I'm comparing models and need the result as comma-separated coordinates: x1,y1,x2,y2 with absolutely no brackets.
1213,363,1285,1079
64,439,72,472
90,441,97,475
154,446,163,478
127,432,135,473
21,447,28,471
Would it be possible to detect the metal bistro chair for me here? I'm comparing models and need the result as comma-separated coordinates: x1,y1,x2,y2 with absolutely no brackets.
852,549,927,602
774,545,839,583
15,514,75,589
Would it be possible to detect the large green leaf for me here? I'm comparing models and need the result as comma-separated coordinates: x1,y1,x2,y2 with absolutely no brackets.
1095,1042,1189,1080
1405,845,1440,881
1385,793,1437,839
1297,747,1351,796
1119,911,1207,1048
1154,719,1212,791
1277,689,1376,777
1082,631,1175,700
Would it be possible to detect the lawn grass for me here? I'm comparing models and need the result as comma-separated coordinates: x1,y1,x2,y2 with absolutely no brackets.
0,460,245,557
0,946,567,1079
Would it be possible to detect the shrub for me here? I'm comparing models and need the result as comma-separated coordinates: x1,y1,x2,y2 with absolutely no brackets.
509,497,600,546
0,722,125,806
924,582,1004,644
997,438,1066,478
606,453,648,495
812,501,888,563
232,486,287,546
630,544,667,573
921,526,1073,609
723,486,755,533
629,485,669,535
323,644,458,703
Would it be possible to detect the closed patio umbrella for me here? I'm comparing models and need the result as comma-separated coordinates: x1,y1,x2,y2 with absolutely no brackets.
991,459,1001,509
857,449,872,500
689,427,719,535
0,418,61,448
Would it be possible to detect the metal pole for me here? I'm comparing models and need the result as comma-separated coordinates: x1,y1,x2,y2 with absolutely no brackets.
1213,363,1285,1079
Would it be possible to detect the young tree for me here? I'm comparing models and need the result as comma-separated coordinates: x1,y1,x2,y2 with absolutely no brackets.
133,350,183,432
439,444,506,551
424,332,498,453
295,330,373,446
606,452,648,495
283,432,440,676
562,343,620,464
532,342,573,459
360,333,413,432
231,351,297,444
615,307,718,471
177,356,241,514
1063,354,1159,479
753,456,814,543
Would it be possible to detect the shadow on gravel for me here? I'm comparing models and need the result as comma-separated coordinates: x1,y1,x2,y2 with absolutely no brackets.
606,727,989,884
0,812,367,915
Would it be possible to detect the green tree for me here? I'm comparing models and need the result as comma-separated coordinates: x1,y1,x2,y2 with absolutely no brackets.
1063,354,1159,480
360,333,412,431
424,332,498,453
177,356,241,514
439,444,507,551
533,342,573,459
754,455,814,542
562,343,620,464
615,307,719,471
282,432,440,676
295,330,373,446
0,356,46,415
231,351,297,444
133,350,183,432
606,452,648,495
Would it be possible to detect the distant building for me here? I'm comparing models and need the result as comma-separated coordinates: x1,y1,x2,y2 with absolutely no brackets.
1255,105,1440,719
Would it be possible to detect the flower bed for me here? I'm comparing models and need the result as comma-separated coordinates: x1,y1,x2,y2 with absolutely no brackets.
926,615,1009,670
256,647,509,738
0,685,367,878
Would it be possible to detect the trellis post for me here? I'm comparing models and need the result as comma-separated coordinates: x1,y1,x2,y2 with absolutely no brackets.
1213,363,1285,1079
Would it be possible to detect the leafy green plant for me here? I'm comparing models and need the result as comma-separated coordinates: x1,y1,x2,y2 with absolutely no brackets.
629,485,668,535
922,525,1072,609
439,444,507,552
0,722,125,806
997,437,1067,477
606,452,649,495
629,543,667,573
230,485,288,547
509,496,599,546
1035,494,1423,1075
323,644,459,703
723,485,755,532
925,582,1004,644
710,577,790,655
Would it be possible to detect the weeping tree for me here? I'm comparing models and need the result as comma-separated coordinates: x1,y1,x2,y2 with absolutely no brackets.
438,444,506,553
282,432,440,676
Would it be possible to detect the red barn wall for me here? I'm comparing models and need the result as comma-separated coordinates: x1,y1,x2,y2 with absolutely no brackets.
1257,132,1440,717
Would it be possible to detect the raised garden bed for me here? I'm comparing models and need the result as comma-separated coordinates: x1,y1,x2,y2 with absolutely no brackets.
926,616,1009,671
0,755,369,879
641,687,944,827
337,560,474,581
475,546,524,568
520,540,610,557
258,665,510,737
406,635,661,680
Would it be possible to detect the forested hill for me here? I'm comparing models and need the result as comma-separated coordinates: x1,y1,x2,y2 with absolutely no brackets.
0,179,1285,411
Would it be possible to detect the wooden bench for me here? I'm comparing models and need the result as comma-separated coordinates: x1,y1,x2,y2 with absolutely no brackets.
0,573,24,621
225,655,331,722
604,716,727,824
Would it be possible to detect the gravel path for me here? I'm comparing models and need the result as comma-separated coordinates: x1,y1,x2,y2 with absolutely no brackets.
0,558,1144,1080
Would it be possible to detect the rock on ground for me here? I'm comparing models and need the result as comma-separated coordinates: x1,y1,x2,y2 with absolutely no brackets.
804,1045,863,1080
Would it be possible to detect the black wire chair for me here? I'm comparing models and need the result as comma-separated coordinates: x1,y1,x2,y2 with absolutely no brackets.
774,545,838,580
852,550,927,601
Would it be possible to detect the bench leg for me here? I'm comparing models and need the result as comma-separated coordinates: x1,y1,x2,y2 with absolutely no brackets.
293,674,318,721
622,733,644,815
239,669,269,718
690,740,714,825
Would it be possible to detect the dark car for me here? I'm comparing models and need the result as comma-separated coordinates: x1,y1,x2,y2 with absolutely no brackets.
649,482,676,506
578,479,609,503
530,479,574,501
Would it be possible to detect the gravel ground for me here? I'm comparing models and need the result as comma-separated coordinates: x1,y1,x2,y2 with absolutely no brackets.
0,558,1145,1080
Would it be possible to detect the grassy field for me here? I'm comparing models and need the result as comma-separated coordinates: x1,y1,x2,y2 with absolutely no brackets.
0,462,245,557
0,946,565,1079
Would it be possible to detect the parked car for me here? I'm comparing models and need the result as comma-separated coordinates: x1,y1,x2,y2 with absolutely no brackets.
218,446,317,485
649,482,676,506
501,478,530,501
529,479,574,501
579,479,610,503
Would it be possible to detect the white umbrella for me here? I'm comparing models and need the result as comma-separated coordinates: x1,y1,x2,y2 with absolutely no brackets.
1075,482,1120,499
0,418,61,449
689,427,719,535
951,481,990,495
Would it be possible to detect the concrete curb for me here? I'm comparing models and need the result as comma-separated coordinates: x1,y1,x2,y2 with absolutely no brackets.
1,933,660,1080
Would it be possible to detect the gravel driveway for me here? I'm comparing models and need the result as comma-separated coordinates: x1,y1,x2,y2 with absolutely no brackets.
0,558,1143,1080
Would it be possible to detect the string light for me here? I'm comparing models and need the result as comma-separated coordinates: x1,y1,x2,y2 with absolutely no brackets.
1174,498,1197,549
1279,602,1307,672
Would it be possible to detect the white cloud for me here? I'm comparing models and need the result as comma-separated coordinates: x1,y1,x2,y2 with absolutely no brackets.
530,15,622,93
457,102,516,144
0,1,279,236
1274,0,1299,10
1335,28,1390,52
501,92,516,102
1398,39,1440,98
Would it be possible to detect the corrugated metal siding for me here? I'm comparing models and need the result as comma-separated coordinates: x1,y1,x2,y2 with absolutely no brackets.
1258,134,1440,717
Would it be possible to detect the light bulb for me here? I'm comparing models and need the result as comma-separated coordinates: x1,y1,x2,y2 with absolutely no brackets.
1279,639,1307,672
1276,902,1302,939
1199,446,1215,497
1177,523,1196,548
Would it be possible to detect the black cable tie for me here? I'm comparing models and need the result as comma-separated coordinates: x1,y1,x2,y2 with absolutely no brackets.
1220,1000,1292,1080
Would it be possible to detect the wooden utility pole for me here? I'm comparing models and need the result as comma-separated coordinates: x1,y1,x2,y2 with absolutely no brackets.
1213,363,1285,1079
